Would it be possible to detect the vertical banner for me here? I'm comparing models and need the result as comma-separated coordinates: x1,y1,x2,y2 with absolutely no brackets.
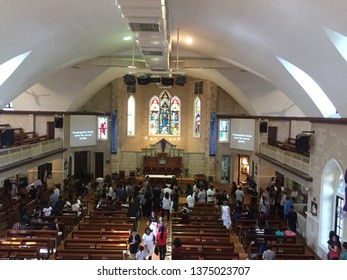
111,110,117,154
209,112,216,156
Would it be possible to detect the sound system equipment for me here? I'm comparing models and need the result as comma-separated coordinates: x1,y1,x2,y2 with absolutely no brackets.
161,77,174,86
123,74,136,85
1,129,15,146
260,122,268,133
295,134,310,154
54,117,63,128
175,75,187,86
137,75,150,85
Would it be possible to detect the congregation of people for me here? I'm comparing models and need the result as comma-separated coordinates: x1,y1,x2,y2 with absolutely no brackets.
5,170,346,261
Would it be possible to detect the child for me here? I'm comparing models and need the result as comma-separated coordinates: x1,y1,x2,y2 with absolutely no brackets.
136,245,146,260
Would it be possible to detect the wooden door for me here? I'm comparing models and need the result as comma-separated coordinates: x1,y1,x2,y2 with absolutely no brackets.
74,151,88,178
95,152,104,179
268,126,278,146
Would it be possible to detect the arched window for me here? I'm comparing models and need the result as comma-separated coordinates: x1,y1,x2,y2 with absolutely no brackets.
127,95,135,136
319,159,344,257
193,96,201,137
149,90,180,136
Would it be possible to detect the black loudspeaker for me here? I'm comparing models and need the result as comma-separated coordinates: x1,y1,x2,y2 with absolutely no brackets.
175,75,187,86
1,129,14,146
137,75,150,85
295,134,310,153
149,76,161,83
123,74,136,85
161,76,174,86
260,122,268,133
54,117,63,128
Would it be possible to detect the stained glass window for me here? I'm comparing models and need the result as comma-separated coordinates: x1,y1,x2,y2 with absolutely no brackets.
127,95,135,136
219,119,229,142
193,96,201,137
97,116,108,140
149,90,180,136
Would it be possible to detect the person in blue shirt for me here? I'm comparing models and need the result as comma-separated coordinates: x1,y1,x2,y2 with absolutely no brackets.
283,196,294,222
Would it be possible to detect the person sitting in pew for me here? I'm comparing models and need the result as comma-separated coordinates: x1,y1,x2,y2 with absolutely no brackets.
262,244,276,260
171,238,183,260
180,207,190,224
250,238,268,259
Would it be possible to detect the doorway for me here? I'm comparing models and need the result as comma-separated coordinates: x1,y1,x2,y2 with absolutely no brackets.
268,126,278,146
95,152,104,179
47,121,55,140
221,155,231,184
74,151,88,179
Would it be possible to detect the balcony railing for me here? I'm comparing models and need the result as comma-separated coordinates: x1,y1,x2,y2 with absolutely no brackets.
0,138,63,168
259,143,310,174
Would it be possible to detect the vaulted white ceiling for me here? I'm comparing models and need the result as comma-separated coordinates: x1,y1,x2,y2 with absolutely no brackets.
1,0,347,118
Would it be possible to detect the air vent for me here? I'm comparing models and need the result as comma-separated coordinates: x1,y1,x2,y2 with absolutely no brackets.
142,50,163,56
129,23,159,32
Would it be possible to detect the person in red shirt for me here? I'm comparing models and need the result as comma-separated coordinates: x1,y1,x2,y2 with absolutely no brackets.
155,225,168,260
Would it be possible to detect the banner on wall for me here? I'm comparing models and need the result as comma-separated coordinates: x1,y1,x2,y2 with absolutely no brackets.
111,110,117,154
209,112,217,156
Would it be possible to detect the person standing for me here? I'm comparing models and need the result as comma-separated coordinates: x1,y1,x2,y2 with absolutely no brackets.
136,245,146,260
127,228,141,260
161,192,171,221
186,192,195,209
221,200,231,230
206,185,216,203
283,196,294,222
155,225,168,260
328,234,341,260
142,227,155,260
235,187,244,204
197,187,206,204
287,206,298,233
339,242,347,260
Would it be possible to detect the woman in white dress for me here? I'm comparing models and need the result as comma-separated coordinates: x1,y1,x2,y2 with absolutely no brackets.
221,200,231,229
142,227,155,260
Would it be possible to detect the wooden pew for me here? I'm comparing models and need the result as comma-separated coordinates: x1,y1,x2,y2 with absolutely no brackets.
0,247,41,260
71,230,129,240
172,223,226,232
247,242,306,259
5,229,60,255
78,222,134,231
55,248,126,260
242,234,297,250
181,250,239,260
255,252,316,260
63,239,127,251
0,237,53,259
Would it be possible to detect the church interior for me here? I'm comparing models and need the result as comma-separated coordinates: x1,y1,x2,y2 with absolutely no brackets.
1,1,347,261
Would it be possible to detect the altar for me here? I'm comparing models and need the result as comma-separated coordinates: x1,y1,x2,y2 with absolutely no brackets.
141,139,183,178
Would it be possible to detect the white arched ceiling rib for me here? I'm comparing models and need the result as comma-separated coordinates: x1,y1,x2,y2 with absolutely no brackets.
68,67,128,112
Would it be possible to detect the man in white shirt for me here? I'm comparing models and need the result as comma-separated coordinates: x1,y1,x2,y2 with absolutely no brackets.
162,184,173,198
186,193,195,208
235,187,244,204
206,185,216,203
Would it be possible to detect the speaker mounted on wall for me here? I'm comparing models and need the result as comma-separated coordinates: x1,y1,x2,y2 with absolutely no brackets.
295,134,310,154
54,117,63,128
260,121,268,133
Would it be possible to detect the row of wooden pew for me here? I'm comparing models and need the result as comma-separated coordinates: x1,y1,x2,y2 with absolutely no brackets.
53,208,136,260
172,203,239,260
